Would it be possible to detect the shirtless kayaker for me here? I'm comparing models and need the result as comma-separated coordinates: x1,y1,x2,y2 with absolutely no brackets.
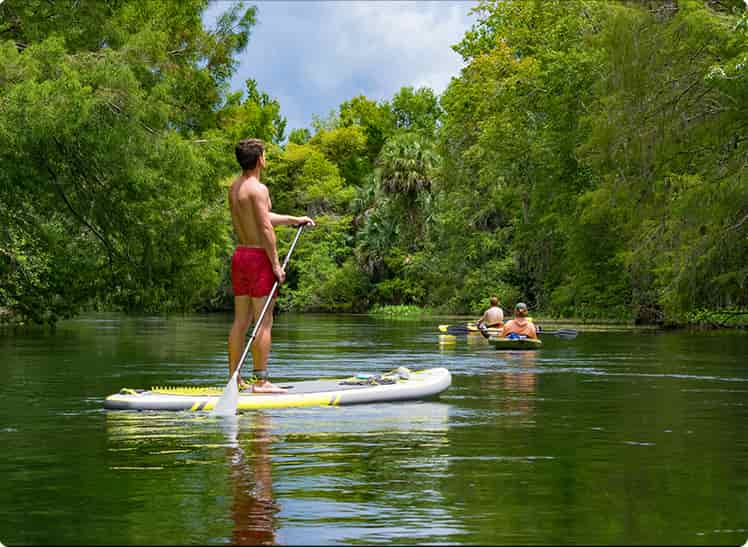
477,296,504,328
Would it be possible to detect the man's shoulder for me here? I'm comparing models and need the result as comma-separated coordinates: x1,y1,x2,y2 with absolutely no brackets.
247,178,268,195
234,177,267,198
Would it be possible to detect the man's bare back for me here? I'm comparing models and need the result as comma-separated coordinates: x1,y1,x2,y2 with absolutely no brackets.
484,306,503,325
229,175,270,247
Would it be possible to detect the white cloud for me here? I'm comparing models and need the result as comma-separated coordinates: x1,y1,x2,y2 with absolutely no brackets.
205,1,477,132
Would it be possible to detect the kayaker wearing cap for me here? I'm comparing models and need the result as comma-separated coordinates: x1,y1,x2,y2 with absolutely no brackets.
500,302,538,339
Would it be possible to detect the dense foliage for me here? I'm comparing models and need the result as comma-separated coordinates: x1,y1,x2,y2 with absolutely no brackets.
1,0,745,326
0,0,284,323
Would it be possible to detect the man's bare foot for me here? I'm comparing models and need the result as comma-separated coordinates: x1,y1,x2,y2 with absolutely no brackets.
251,380,288,394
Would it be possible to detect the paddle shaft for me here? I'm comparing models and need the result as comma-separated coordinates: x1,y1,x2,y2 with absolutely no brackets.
478,327,578,340
446,323,578,340
540,329,578,339
233,224,305,381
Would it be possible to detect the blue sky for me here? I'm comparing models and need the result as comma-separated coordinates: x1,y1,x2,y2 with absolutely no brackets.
203,1,478,134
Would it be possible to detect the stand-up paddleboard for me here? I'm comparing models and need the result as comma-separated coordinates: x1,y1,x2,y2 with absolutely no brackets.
488,337,542,350
104,367,451,411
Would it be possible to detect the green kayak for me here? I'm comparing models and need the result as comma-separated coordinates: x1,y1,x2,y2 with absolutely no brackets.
488,336,542,350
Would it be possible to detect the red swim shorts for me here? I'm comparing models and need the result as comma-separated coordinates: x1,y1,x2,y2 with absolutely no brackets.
231,247,276,298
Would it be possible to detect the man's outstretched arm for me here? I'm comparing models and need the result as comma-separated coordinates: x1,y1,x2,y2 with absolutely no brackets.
269,213,315,227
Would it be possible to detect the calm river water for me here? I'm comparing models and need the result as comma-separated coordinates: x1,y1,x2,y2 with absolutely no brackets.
1,313,747,545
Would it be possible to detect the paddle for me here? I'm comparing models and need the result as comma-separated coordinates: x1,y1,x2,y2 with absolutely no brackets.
212,224,305,416
439,324,467,334
438,322,490,334
539,329,578,340
476,323,578,340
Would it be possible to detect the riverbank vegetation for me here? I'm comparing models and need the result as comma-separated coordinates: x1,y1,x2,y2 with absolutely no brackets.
1,0,746,327
368,305,434,319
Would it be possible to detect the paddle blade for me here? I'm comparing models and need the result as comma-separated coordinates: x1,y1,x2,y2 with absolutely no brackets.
545,329,578,340
441,325,472,334
218,414,240,447
211,373,239,416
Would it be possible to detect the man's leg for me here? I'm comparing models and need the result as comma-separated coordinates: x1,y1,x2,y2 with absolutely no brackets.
228,295,253,387
250,295,287,393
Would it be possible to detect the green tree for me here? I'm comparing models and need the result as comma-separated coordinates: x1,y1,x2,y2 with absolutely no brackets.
309,125,369,185
574,0,748,320
439,0,604,311
391,86,442,137
0,0,260,324
338,95,396,163
273,143,355,216
288,127,311,145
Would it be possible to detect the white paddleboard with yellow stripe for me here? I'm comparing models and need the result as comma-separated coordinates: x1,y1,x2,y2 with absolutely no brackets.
104,367,451,411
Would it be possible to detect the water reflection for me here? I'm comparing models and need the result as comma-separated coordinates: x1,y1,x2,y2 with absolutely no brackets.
222,413,279,546
103,402,457,544
269,402,460,545
105,411,281,545
487,350,539,416
465,332,488,346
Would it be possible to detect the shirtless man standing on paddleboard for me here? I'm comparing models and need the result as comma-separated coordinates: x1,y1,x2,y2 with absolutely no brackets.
228,138,314,393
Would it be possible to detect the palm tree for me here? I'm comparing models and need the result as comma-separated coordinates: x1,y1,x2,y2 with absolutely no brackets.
375,133,438,246
377,132,438,196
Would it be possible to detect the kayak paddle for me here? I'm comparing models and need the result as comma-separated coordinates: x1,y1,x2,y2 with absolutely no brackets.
538,329,578,340
438,323,489,334
212,224,305,416
473,323,579,340
439,322,577,340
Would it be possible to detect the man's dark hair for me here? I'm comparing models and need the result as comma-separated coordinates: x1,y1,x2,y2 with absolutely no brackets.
235,138,265,171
